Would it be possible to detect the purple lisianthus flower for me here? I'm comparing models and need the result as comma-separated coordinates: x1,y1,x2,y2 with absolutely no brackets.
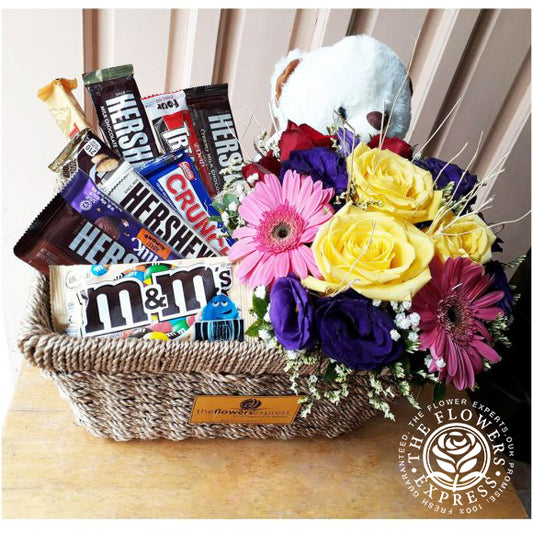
270,274,316,350
416,157,478,201
280,146,348,196
485,260,513,316
336,127,360,158
315,290,403,370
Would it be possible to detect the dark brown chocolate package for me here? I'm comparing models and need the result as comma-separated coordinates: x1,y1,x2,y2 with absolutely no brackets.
49,128,119,184
184,84,244,194
83,65,159,165
14,194,140,276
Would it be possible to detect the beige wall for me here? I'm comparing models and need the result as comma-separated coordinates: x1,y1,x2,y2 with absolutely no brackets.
2,8,531,381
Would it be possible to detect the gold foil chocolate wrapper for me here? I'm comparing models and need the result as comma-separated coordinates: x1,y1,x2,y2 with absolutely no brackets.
37,78,90,138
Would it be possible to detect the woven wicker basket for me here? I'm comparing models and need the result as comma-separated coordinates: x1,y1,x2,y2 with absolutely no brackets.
18,272,400,440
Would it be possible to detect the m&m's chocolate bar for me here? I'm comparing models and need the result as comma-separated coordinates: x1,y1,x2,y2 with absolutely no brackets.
49,258,247,339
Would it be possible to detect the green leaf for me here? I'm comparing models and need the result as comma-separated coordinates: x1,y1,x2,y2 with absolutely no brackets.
252,294,269,318
323,362,338,382
223,194,238,208
433,382,446,403
208,216,222,223
211,202,225,213
246,321,261,337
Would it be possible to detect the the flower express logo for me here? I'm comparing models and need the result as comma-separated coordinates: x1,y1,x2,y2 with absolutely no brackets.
398,399,514,516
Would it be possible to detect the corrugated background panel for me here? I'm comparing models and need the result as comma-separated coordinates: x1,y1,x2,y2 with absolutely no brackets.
2,8,531,381
81,7,531,263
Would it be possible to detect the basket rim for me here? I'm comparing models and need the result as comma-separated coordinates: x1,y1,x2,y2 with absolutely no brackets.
18,272,331,376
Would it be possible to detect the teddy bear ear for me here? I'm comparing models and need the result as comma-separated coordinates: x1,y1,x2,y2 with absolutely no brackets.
275,58,301,104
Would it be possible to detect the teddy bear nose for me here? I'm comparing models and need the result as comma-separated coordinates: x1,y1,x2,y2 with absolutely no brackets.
367,111,385,130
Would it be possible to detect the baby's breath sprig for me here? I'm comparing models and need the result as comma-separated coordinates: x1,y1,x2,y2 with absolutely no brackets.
255,129,280,158
488,314,512,349
353,199,384,211
254,130,270,156
388,300,421,353
368,373,396,420
210,170,249,236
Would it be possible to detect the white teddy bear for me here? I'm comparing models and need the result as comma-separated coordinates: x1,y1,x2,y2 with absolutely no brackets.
270,34,412,142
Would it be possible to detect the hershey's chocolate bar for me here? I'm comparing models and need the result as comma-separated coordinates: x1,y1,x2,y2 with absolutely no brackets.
49,128,119,184
137,151,231,255
184,84,244,194
83,64,159,165
97,161,218,258
61,170,182,262
14,194,139,276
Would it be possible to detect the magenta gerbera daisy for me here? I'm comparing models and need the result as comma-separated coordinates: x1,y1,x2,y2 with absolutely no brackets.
411,257,504,391
229,171,334,287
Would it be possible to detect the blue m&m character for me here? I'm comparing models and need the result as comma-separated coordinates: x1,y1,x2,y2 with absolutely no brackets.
202,294,239,321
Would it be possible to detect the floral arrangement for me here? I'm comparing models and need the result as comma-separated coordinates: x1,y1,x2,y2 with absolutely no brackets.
211,117,525,419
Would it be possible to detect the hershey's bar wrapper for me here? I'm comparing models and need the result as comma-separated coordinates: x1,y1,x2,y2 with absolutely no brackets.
49,128,119,184
97,160,219,258
61,170,182,262
14,194,139,276
83,64,159,165
184,83,244,194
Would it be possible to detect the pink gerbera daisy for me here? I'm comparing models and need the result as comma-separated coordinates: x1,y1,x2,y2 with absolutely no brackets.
229,171,334,287
411,257,504,391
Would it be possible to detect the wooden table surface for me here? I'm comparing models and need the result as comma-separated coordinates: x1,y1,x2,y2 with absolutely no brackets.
3,364,528,519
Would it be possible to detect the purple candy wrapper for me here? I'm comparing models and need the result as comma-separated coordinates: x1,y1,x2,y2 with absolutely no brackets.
61,170,182,262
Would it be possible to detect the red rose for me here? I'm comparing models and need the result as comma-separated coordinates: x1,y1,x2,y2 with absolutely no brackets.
368,135,413,160
242,150,281,185
279,120,334,161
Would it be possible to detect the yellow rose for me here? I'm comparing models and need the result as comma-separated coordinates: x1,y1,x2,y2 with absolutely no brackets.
429,212,496,264
347,142,442,224
302,203,435,301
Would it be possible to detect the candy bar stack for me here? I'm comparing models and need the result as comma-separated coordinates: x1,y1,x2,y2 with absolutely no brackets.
16,65,251,343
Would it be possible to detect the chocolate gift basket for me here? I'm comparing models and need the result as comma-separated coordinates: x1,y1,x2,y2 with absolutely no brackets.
15,60,404,441
18,270,399,440
18,33,512,443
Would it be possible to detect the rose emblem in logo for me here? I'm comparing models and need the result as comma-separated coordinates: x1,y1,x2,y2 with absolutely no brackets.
422,422,491,492
239,398,262,410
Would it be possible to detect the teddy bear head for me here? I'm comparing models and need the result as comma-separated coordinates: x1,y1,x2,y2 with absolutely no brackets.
270,35,412,143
